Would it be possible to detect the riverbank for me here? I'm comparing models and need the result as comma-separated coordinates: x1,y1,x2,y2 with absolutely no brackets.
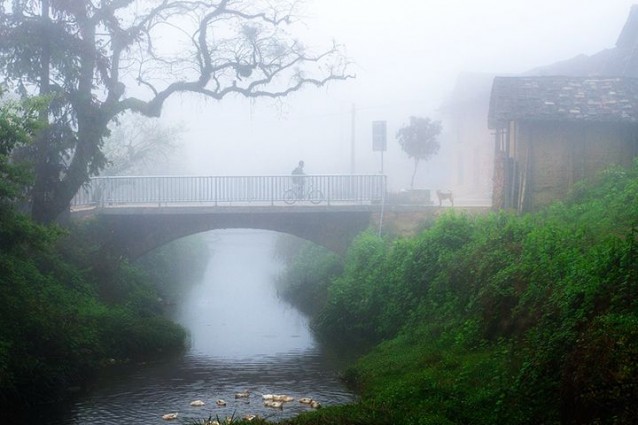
273,162,638,425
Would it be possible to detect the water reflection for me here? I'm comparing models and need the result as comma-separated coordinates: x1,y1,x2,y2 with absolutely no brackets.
47,229,355,424
68,350,354,424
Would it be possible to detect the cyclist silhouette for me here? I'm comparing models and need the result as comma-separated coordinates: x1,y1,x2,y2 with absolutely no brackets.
291,160,305,198
284,160,324,204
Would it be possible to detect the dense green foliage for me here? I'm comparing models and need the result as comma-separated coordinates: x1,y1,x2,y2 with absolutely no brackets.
277,161,638,424
275,239,343,317
0,96,208,409
0,96,41,204
0,217,192,407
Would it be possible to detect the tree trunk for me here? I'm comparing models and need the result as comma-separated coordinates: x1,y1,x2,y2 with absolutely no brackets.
31,126,105,224
31,0,54,224
410,158,420,190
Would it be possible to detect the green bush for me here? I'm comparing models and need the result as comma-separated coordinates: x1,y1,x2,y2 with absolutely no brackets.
312,231,388,345
275,241,343,316
304,161,638,424
0,218,189,407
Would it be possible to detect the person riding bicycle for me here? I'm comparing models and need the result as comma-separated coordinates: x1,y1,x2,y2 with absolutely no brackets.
291,160,306,199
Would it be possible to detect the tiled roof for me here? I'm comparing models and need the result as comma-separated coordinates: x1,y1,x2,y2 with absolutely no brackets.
488,76,638,129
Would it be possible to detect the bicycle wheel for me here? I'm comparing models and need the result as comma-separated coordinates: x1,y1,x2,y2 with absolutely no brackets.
308,189,324,204
283,188,297,205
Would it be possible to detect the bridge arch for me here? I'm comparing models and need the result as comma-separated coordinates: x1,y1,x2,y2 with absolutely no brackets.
71,175,388,259
92,206,375,259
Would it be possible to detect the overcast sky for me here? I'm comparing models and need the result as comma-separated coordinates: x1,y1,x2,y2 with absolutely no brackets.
162,0,637,191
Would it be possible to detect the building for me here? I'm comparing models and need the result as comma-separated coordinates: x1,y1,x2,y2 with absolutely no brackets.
488,76,638,212
439,72,495,204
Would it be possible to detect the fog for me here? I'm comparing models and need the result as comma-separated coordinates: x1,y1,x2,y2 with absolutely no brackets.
160,0,636,198
178,230,314,359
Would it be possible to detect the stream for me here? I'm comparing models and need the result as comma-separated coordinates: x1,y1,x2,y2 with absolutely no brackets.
20,230,355,424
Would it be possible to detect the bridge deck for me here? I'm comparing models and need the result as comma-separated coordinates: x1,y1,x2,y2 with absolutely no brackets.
70,175,491,222
71,174,388,209
71,202,387,216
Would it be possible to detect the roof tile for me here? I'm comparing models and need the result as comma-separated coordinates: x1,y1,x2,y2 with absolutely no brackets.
488,76,638,128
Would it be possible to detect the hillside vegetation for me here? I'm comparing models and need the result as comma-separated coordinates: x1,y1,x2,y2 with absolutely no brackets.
277,161,638,425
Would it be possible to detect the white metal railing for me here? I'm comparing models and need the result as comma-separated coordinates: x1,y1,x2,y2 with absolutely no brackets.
71,174,387,208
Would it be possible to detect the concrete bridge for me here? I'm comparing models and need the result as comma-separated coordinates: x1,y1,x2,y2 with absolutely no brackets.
71,175,486,258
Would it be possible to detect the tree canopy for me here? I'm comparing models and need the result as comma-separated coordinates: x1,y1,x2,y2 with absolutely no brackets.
0,0,352,222
396,116,442,189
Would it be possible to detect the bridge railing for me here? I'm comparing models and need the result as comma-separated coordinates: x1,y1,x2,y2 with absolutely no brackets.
71,174,387,208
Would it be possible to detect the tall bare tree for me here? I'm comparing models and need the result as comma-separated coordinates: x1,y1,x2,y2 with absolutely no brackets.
0,0,352,223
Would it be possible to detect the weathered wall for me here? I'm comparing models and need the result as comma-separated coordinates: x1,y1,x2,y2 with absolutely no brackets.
517,122,638,210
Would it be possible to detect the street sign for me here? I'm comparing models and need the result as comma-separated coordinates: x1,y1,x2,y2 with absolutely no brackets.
372,120,387,152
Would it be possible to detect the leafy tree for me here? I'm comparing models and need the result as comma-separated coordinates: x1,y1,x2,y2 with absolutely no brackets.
0,0,352,223
1,93,51,256
396,116,442,189
0,93,43,207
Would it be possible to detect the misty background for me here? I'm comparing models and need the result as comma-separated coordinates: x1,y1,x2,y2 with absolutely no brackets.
147,0,635,200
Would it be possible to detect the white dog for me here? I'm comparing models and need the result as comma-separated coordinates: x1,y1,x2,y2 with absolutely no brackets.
436,190,454,207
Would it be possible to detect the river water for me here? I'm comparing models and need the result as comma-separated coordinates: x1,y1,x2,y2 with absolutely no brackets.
23,230,355,424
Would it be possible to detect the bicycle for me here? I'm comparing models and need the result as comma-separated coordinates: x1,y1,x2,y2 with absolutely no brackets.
283,181,324,204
